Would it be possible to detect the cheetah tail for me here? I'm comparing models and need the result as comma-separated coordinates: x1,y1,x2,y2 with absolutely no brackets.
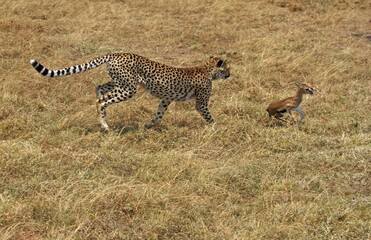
29,55,112,77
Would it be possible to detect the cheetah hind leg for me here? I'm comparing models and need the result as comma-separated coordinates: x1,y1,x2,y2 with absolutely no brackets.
95,82,115,130
96,82,115,98
145,99,171,128
96,85,137,131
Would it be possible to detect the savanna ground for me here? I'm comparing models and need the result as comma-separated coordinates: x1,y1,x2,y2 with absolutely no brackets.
0,0,370,239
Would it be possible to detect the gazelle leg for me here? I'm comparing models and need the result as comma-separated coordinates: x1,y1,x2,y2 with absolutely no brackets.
297,109,305,126
287,110,295,125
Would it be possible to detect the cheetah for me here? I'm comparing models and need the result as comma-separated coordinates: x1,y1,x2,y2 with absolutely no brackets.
30,53,230,131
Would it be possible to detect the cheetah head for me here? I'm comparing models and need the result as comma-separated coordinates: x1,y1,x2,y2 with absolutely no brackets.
208,56,230,80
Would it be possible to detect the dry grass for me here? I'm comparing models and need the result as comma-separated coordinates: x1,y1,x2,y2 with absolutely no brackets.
0,0,370,239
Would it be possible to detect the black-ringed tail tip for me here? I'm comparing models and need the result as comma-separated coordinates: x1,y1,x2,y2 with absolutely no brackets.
29,59,54,77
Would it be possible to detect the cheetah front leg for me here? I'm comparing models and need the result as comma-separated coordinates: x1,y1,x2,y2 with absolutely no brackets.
195,98,214,124
145,99,172,128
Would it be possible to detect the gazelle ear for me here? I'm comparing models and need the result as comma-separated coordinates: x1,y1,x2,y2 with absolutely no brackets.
295,82,301,87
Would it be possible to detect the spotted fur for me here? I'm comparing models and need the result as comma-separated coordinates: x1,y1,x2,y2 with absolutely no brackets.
30,53,230,130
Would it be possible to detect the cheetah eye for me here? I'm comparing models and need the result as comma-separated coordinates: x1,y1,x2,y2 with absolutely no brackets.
216,60,224,67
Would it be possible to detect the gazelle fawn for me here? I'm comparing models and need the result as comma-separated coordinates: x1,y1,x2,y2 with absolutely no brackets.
267,83,314,126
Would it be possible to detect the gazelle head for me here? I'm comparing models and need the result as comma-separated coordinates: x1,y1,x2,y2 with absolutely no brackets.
295,83,314,95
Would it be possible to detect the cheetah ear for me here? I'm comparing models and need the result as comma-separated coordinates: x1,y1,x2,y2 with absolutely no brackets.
216,60,224,67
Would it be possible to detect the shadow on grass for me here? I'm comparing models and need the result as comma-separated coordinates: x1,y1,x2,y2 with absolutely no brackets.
114,123,169,134
82,123,141,135
264,119,308,131
265,120,292,128
84,122,181,135
113,124,141,135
